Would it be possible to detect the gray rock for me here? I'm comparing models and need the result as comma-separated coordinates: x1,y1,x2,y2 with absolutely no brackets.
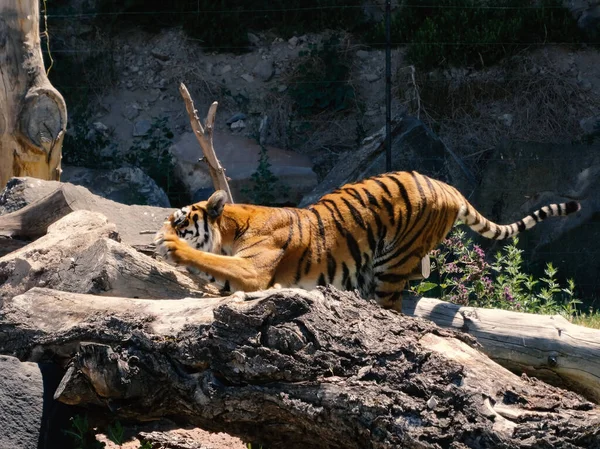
580,115,600,135
356,50,370,59
474,140,600,301
299,115,472,207
247,32,261,45
61,166,171,207
151,49,170,61
133,119,152,137
365,73,381,82
221,64,232,74
288,36,299,47
0,177,62,215
230,119,246,130
241,73,255,83
0,356,42,449
226,112,247,125
170,131,317,205
252,59,275,82
123,103,140,120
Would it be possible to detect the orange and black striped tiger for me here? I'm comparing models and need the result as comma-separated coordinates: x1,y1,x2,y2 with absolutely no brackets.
155,171,580,310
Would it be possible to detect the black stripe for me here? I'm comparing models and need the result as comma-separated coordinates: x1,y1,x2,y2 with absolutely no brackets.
234,218,250,241
377,273,405,283
517,220,526,232
304,247,312,275
363,188,381,207
366,224,377,252
292,209,304,241
312,208,326,263
345,233,362,273
341,262,350,288
529,213,540,223
374,178,392,197
345,187,367,208
295,247,310,283
388,174,412,225
327,253,337,283
202,209,209,235
318,273,327,287
223,280,230,292
280,211,294,252
323,203,346,235
341,197,366,229
538,209,547,220
322,199,346,223
565,201,579,214
381,196,395,225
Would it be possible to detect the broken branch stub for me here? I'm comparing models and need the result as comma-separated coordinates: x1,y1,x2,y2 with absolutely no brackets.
179,83,233,203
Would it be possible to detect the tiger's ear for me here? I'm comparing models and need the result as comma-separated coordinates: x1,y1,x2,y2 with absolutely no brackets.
206,190,228,218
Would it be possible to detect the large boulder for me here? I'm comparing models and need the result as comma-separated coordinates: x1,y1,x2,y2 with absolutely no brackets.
170,131,318,205
61,165,171,207
0,177,62,215
474,140,600,301
299,115,474,207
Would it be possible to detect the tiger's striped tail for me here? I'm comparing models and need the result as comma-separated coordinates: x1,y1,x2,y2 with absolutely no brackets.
458,200,581,240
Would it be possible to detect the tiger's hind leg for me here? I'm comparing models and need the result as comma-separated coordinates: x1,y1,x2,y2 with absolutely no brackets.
373,256,423,311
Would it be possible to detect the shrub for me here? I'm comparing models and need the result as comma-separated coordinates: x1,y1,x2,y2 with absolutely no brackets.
241,143,289,206
413,229,581,316
367,0,585,68
288,35,355,116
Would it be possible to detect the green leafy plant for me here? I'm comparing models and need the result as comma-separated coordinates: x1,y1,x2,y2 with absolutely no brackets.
106,420,125,446
64,415,106,449
367,0,585,69
241,144,289,206
288,35,355,116
126,117,190,206
413,229,581,316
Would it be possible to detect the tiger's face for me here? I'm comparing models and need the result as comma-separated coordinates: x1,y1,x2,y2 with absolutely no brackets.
167,190,229,254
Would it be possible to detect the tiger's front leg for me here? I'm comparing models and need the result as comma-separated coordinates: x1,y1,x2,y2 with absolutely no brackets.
155,230,271,292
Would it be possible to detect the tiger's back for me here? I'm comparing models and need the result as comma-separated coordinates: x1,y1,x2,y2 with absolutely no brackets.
155,171,580,310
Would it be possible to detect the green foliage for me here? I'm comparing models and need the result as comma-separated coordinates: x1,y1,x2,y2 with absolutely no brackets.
106,421,125,446
368,0,585,68
64,415,106,449
241,144,289,206
288,35,355,116
413,229,581,316
61,110,119,169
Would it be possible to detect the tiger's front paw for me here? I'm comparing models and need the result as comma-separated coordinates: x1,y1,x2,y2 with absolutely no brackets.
154,229,187,265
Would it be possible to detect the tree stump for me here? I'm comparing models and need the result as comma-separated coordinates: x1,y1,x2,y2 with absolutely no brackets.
0,0,67,190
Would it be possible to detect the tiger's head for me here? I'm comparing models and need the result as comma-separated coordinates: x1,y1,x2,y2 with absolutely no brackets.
165,190,229,253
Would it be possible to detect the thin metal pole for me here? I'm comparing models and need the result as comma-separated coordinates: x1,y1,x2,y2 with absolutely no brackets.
385,0,392,172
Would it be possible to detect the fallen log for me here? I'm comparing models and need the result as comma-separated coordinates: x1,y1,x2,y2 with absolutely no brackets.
403,295,600,403
0,179,174,248
0,210,210,302
1,286,598,448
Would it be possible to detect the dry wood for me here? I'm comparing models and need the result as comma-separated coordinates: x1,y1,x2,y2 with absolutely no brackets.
0,210,210,301
403,295,600,403
0,180,174,248
179,84,233,203
0,0,67,190
1,286,599,449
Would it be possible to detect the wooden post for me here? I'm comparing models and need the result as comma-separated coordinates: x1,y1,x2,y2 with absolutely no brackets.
178,84,233,203
0,0,67,190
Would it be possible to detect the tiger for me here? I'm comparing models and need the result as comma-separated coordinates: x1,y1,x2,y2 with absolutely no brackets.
154,170,580,311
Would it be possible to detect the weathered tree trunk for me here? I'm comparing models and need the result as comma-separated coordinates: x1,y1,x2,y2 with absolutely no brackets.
1,286,599,449
0,0,67,190
403,295,600,403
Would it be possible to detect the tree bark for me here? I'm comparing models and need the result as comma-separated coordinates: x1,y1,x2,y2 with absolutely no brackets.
1,286,599,449
403,295,600,403
0,0,67,190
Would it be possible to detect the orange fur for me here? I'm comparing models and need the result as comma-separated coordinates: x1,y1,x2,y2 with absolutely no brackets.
155,171,580,310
